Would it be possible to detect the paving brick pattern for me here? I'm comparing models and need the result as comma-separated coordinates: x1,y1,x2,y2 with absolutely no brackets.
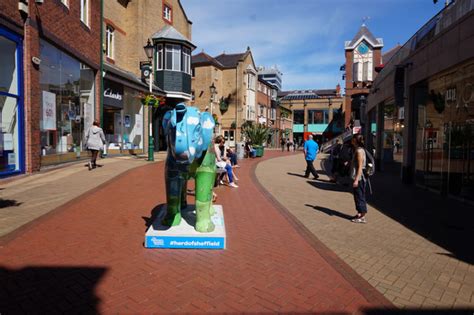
256,153,474,310
0,154,166,239
0,152,391,314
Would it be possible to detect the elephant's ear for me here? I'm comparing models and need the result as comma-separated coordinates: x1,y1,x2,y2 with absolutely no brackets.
162,109,178,135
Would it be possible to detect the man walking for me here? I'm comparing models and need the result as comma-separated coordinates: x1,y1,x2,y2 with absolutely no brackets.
303,134,319,179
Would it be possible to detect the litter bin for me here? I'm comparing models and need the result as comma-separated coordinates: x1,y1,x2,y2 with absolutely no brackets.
236,142,245,160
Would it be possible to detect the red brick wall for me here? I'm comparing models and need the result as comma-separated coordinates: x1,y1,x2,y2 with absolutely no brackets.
1,1,101,173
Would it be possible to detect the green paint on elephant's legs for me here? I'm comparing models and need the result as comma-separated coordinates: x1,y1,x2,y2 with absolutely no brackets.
194,147,217,233
162,195,182,226
195,200,214,232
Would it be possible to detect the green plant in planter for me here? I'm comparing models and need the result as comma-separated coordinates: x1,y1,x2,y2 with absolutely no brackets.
243,123,271,146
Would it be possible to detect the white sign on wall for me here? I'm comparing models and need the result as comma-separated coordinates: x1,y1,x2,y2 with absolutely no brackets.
135,114,143,136
42,91,56,130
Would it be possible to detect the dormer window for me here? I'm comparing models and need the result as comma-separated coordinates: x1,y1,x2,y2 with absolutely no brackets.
163,3,172,23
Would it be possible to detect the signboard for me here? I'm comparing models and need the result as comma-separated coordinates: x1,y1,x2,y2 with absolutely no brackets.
135,114,142,136
103,79,124,109
42,91,56,130
124,115,131,128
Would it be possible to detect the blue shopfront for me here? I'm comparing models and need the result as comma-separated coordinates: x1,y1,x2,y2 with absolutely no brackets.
0,27,24,177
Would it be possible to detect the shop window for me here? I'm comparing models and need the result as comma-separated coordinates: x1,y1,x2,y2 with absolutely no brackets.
39,40,95,161
293,110,304,124
0,32,22,175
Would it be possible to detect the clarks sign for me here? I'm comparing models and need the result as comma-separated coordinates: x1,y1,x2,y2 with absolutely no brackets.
103,79,124,109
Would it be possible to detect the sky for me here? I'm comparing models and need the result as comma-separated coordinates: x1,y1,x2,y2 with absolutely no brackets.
181,0,445,91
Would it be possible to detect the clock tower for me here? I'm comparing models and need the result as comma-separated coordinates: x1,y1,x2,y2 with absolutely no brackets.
344,24,383,127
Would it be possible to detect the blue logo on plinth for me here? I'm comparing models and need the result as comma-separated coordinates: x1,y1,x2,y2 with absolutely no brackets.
146,236,225,249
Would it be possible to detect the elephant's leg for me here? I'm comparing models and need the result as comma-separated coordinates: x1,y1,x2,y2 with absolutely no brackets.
194,164,216,233
181,179,188,210
163,159,183,226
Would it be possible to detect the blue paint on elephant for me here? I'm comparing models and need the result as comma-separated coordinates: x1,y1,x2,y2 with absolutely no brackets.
163,103,215,164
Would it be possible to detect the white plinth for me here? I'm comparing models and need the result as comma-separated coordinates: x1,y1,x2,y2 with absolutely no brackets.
145,205,226,249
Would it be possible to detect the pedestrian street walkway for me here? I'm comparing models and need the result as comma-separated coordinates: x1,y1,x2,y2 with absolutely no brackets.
256,153,474,311
0,152,166,239
0,151,394,314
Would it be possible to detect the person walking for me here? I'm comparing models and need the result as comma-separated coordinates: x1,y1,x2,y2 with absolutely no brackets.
85,120,106,171
280,138,286,152
330,139,342,182
350,134,368,223
286,138,291,152
303,134,319,179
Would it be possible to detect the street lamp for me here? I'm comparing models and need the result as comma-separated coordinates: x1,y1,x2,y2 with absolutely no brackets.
209,82,217,115
143,39,154,161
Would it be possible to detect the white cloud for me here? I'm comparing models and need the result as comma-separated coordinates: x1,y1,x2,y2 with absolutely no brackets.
187,117,199,125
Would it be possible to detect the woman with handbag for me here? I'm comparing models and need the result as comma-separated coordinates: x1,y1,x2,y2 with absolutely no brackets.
85,120,106,170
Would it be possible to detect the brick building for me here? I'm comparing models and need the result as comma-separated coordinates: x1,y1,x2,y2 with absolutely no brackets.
256,78,279,147
278,88,343,146
0,0,100,177
343,24,383,128
191,47,257,147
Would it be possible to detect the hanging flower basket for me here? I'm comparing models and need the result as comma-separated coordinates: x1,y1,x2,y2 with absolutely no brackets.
140,94,166,108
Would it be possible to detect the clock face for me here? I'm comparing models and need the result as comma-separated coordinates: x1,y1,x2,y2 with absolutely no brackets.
143,69,151,77
357,42,369,55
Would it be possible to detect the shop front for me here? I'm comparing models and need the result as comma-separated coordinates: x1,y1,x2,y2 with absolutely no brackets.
415,60,474,202
39,39,96,166
0,27,24,177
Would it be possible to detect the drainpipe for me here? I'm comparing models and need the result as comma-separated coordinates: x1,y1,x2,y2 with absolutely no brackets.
100,0,104,127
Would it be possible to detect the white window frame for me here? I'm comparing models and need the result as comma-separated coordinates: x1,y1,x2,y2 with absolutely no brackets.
165,44,181,72
81,0,89,27
105,25,114,59
183,47,191,74
157,44,163,70
163,5,172,22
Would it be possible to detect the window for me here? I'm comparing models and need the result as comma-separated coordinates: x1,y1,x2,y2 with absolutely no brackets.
308,110,329,124
182,47,191,74
105,26,114,59
353,62,360,82
293,110,304,124
270,108,276,120
363,61,369,82
157,44,163,70
163,4,172,22
259,105,265,116
247,74,255,90
80,0,89,26
165,44,181,71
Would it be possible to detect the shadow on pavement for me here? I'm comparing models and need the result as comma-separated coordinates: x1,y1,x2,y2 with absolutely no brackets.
367,162,474,265
0,266,107,313
305,204,353,220
307,180,350,193
0,198,22,208
361,308,472,314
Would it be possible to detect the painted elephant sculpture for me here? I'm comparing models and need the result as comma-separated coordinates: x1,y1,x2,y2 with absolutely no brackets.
162,103,216,232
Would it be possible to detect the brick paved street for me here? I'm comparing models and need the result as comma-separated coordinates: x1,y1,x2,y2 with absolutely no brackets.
257,153,474,311
0,153,166,239
0,151,395,314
